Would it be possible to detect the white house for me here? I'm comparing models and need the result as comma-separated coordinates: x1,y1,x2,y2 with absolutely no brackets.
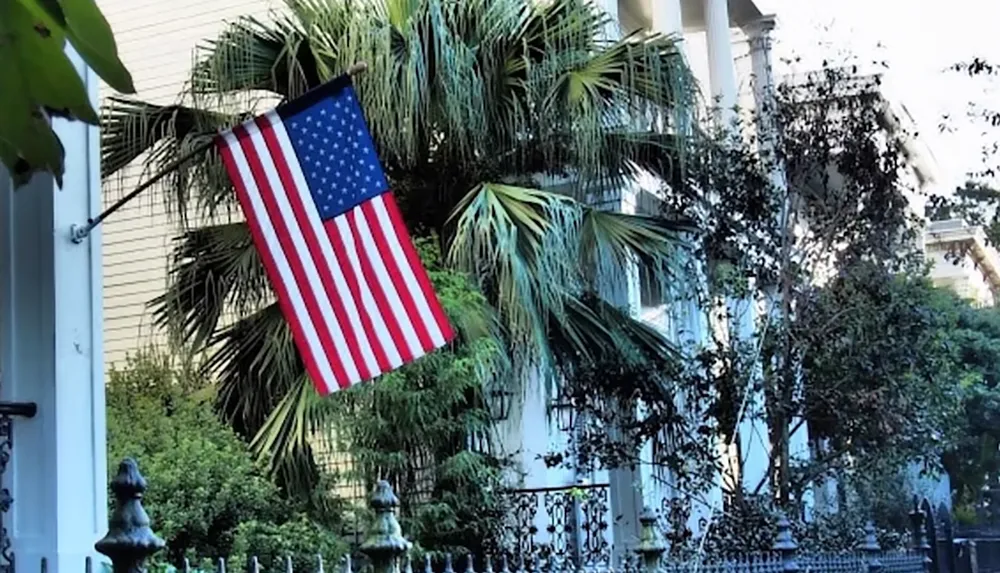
490,0,781,563
0,1,780,571
0,1,952,573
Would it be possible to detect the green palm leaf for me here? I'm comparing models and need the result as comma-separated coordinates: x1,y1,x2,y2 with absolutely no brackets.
150,222,269,349
105,0,701,495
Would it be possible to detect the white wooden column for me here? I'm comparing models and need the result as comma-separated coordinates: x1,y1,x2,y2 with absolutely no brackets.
704,0,738,127
0,47,108,573
651,0,685,41
596,0,621,41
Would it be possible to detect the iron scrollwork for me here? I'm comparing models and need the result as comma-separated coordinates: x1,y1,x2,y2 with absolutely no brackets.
501,484,610,567
0,401,38,573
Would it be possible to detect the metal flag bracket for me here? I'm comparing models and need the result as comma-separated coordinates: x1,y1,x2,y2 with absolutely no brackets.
68,62,369,245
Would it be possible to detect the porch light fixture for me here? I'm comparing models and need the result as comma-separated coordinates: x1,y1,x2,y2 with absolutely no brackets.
548,394,576,432
487,388,513,421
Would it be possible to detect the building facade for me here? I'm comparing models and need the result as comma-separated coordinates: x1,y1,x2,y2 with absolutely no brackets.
925,219,1000,307
86,0,783,561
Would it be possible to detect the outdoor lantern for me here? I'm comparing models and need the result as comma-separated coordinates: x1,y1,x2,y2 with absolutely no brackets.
487,388,513,421
548,393,576,432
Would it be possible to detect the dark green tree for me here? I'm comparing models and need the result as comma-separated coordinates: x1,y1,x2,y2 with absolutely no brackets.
99,0,698,495
106,350,347,567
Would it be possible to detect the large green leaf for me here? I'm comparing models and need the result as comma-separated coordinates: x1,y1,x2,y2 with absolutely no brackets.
14,0,67,29
0,3,69,185
10,2,98,125
58,0,135,94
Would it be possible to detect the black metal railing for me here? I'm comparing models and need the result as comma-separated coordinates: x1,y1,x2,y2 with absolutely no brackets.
90,460,929,573
0,401,36,573
501,484,611,566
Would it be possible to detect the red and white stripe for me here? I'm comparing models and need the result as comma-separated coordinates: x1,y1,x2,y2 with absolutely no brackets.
216,111,454,395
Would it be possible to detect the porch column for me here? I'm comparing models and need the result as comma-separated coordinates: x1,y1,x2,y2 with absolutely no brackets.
596,0,621,40
733,15,782,495
650,0,685,41
704,0,738,127
746,14,782,174
0,47,107,573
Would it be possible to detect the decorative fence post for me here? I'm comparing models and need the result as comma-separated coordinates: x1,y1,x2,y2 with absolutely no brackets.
909,497,933,573
859,521,883,573
772,514,799,573
360,481,412,573
633,507,666,573
95,458,166,573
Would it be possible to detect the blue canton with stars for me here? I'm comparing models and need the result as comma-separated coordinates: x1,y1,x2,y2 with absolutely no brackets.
283,85,388,221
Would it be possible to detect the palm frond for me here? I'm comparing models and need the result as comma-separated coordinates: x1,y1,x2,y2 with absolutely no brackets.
447,182,687,369
150,222,270,350
192,15,323,98
579,207,696,291
447,183,579,366
100,98,225,178
553,293,680,365
101,98,242,218
209,302,302,439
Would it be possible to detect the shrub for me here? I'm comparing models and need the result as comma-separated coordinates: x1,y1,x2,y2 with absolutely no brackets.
231,516,347,573
106,350,346,565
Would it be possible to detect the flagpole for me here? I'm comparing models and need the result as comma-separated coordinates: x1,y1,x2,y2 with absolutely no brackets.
70,62,369,244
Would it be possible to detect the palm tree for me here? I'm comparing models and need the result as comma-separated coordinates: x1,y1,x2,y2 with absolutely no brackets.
100,0,701,494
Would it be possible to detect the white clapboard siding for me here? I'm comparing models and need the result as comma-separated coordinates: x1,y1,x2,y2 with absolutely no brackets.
97,0,275,371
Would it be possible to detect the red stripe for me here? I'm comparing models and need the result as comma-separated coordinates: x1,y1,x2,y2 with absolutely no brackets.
256,116,360,388
356,201,415,362
381,193,455,344
329,211,392,375
321,216,388,375
346,207,408,367
365,193,434,353
215,134,330,394
234,125,343,394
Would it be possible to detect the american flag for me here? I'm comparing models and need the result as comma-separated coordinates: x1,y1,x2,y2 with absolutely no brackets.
215,74,455,395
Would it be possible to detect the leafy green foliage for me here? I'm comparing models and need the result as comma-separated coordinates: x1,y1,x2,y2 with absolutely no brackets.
106,350,346,565
697,491,909,558
100,0,699,489
935,300,1000,510
799,267,963,475
0,0,134,186
230,516,348,573
317,240,510,554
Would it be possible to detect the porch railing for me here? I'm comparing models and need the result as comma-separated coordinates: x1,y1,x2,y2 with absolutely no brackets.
501,484,611,566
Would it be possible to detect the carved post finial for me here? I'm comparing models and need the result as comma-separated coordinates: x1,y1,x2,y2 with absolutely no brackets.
633,507,666,573
859,520,883,573
359,481,411,573
772,514,799,573
95,458,166,573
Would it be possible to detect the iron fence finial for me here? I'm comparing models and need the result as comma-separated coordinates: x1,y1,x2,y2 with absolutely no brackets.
95,458,166,573
359,481,411,573
634,507,666,573
860,520,883,573
772,514,799,572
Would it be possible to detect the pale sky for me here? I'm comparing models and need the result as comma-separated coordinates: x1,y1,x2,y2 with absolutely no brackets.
756,0,1000,192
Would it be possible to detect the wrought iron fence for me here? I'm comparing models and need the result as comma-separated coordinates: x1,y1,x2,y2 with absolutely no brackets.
501,484,611,566
86,458,932,573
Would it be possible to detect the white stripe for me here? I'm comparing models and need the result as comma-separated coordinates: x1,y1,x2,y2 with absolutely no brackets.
221,131,339,392
270,114,401,373
371,194,447,347
265,113,386,381
351,205,423,361
329,212,404,369
244,121,368,383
